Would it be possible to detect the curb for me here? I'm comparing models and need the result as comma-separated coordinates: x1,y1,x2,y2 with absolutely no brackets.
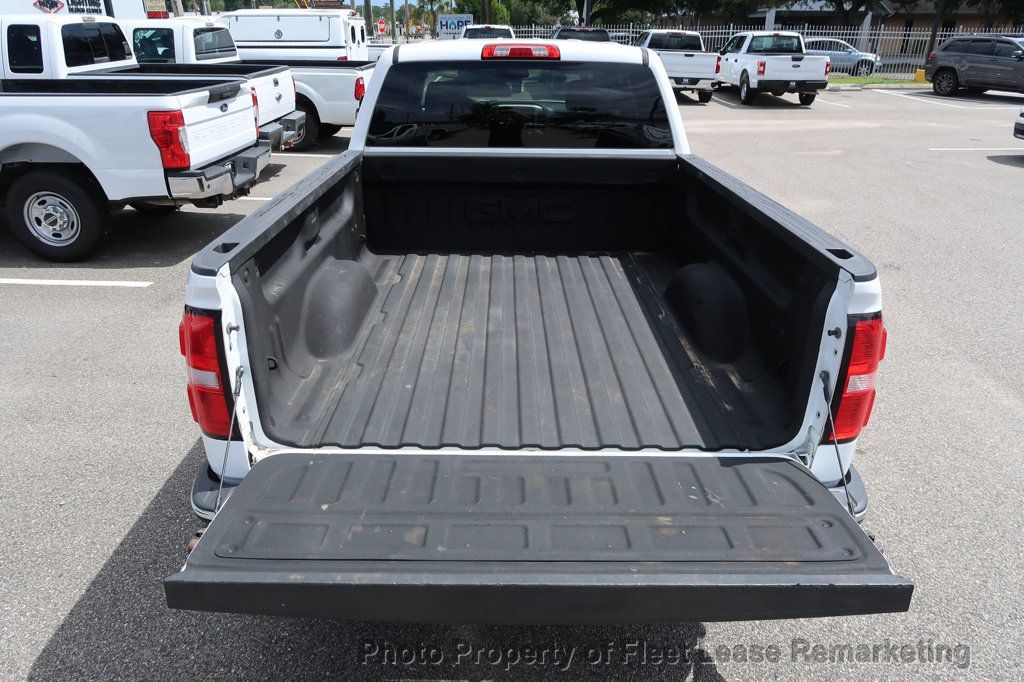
828,83,931,91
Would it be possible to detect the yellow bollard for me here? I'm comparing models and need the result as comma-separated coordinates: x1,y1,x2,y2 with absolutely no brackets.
914,68,927,83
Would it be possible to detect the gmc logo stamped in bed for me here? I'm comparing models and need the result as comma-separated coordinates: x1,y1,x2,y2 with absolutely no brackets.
465,197,572,223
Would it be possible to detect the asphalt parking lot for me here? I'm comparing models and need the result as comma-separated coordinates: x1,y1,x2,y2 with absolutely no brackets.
2,87,1023,680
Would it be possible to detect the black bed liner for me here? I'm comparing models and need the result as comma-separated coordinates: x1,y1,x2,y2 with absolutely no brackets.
165,452,913,622
315,252,710,450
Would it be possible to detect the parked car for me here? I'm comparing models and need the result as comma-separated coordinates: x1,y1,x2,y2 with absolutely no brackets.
1015,107,1024,138
550,26,611,41
221,8,370,62
115,16,369,150
634,29,718,103
804,37,881,76
1,14,270,261
166,38,912,625
925,34,1024,96
717,31,831,105
458,24,515,39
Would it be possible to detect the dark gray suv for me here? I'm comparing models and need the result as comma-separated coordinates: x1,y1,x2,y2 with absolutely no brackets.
925,35,1024,95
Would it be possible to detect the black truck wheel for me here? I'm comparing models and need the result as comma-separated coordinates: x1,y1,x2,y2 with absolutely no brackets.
318,123,343,139
799,93,816,106
739,73,756,105
5,169,110,261
291,101,320,151
697,90,713,103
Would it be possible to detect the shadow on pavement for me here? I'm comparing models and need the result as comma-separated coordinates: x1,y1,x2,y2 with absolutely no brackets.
987,153,1024,167
28,444,724,681
709,88,810,108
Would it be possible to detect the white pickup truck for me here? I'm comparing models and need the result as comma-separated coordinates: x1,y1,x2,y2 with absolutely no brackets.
0,14,270,260
634,29,718,103
221,8,370,63
166,39,912,624
122,16,370,150
717,31,831,106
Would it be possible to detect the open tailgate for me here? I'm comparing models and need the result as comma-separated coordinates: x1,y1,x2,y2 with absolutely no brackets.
165,453,912,623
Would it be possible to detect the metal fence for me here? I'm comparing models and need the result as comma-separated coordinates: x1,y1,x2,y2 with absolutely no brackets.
510,24,1024,78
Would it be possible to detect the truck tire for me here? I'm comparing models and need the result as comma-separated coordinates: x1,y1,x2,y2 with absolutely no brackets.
5,169,110,262
854,60,874,77
129,201,178,215
318,124,343,139
697,90,713,103
799,93,816,106
739,73,756,105
932,69,958,96
291,101,320,151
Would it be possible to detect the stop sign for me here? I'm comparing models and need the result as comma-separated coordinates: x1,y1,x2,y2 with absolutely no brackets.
377,18,386,33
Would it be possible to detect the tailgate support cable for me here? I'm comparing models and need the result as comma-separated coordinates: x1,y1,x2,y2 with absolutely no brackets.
820,370,855,516
215,365,246,515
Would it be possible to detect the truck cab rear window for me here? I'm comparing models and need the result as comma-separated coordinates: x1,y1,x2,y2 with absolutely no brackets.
367,61,672,150
648,33,702,50
747,35,802,54
7,25,43,74
464,27,514,38
62,22,131,67
134,28,175,63
194,28,236,60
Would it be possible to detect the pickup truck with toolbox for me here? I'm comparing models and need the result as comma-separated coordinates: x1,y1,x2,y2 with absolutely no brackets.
717,30,830,106
121,16,370,150
221,8,369,63
0,14,270,260
634,29,718,103
166,39,912,623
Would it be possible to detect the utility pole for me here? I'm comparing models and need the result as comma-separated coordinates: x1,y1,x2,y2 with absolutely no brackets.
926,0,946,57
581,0,590,26
364,0,374,35
403,0,409,40
172,0,185,16
390,0,397,42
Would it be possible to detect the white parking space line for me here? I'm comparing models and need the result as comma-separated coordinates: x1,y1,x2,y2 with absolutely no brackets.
929,147,1024,151
235,197,273,201
874,89,1020,110
711,96,738,108
272,153,338,159
816,97,850,108
0,278,153,288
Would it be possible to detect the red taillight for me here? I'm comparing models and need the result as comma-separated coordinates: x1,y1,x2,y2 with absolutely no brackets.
715,55,721,74
927,52,935,61
147,10,170,18
482,43,560,60
825,313,887,444
825,60,831,77
251,88,259,133
354,75,365,102
757,60,766,76
179,309,234,439
337,56,348,61
147,110,190,170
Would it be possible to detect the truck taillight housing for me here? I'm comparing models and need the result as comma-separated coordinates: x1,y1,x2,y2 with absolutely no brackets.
147,110,190,170
825,60,832,77
337,56,348,61
147,10,170,18
757,60,766,76
179,308,234,439
251,88,259,133
927,52,935,61
715,55,721,74
825,313,887,444
354,75,365,102
481,43,560,59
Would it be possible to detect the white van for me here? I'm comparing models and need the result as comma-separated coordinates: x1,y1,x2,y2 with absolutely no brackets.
3,0,149,20
220,8,369,62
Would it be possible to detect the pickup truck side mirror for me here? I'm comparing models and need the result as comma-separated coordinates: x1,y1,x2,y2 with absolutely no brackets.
1013,50,1024,60
719,48,727,55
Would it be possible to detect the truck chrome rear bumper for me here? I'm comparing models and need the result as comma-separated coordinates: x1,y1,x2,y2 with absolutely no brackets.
167,141,271,201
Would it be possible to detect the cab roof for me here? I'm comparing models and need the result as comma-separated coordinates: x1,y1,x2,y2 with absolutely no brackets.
394,38,645,64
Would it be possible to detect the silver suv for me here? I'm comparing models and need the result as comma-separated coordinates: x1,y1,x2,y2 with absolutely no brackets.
804,38,881,76
925,34,1024,95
